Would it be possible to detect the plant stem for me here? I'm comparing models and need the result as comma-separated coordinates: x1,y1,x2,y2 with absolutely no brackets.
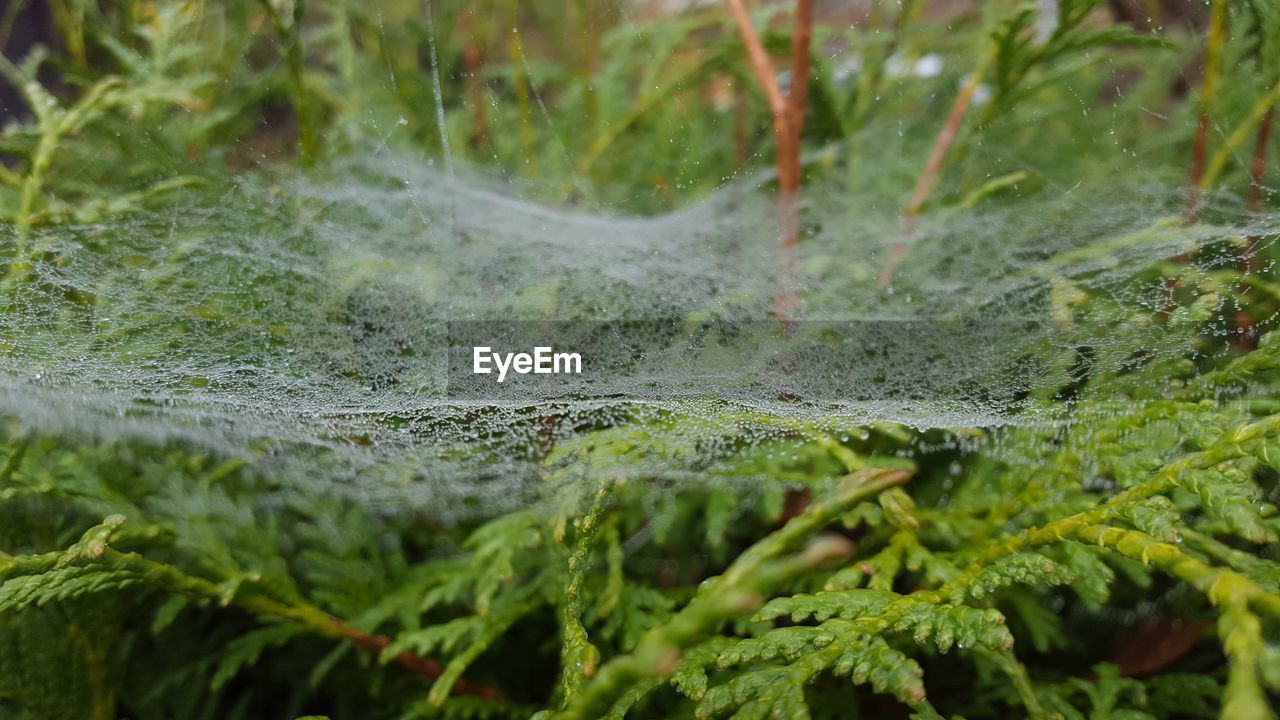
14,131,58,257
902,61,988,223
0,0,29,55
509,19,538,177
8,518,502,700
47,0,86,71
785,0,813,140
557,478,615,705
882,47,993,285
575,59,705,179
1218,603,1272,719
1074,525,1280,618
725,0,813,324
1198,81,1280,195
1249,105,1275,218
4,71,123,275
460,9,489,150
1239,102,1274,347
1184,0,1228,224
978,648,1047,720
854,0,918,130
725,0,794,159
577,0,602,138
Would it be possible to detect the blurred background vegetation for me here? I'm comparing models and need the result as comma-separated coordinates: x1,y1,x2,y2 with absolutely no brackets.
3,2,1280,720
0,0,1267,218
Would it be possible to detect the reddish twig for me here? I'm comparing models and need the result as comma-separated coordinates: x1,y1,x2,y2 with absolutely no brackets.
1187,113,1212,202
81,533,504,702
725,0,813,324
725,0,800,193
786,0,813,138
900,68,984,226
1234,104,1274,352
1248,106,1275,219
881,51,992,285
460,9,489,150
337,622,502,699
1184,0,1228,224
1244,103,1275,277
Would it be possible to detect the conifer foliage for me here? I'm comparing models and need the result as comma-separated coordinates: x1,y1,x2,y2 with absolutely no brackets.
2,1,1280,719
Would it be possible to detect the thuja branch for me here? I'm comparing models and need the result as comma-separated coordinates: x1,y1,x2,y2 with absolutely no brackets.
1,516,501,700
813,414,1280,634
978,647,1047,720
956,412,1280,572
1218,603,1273,719
556,478,616,703
1076,525,1280,714
1185,0,1229,223
556,467,911,718
1074,525,1280,618
725,0,813,323
0,54,123,259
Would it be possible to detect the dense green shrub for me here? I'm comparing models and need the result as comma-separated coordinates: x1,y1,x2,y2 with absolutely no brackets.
1,1,1279,719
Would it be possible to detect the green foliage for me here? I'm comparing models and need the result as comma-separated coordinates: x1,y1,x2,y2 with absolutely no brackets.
988,0,1167,116
1036,663,1154,720
3,1,1280,720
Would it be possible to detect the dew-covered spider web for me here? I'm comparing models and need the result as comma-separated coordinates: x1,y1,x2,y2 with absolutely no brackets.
0,0,1276,517
1,135,1272,516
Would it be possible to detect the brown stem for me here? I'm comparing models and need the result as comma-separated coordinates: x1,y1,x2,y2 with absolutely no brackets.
1185,113,1212,223
1184,0,1228,224
1234,105,1274,352
881,53,991,285
786,0,813,135
726,0,797,189
725,0,812,324
338,625,501,699
66,533,505,701
1248,105,1275,219
776,0,813,324
903,74,981,223
460,9,489,150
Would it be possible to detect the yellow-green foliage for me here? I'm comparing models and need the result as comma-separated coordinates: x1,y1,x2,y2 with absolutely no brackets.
2,2,1280,720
